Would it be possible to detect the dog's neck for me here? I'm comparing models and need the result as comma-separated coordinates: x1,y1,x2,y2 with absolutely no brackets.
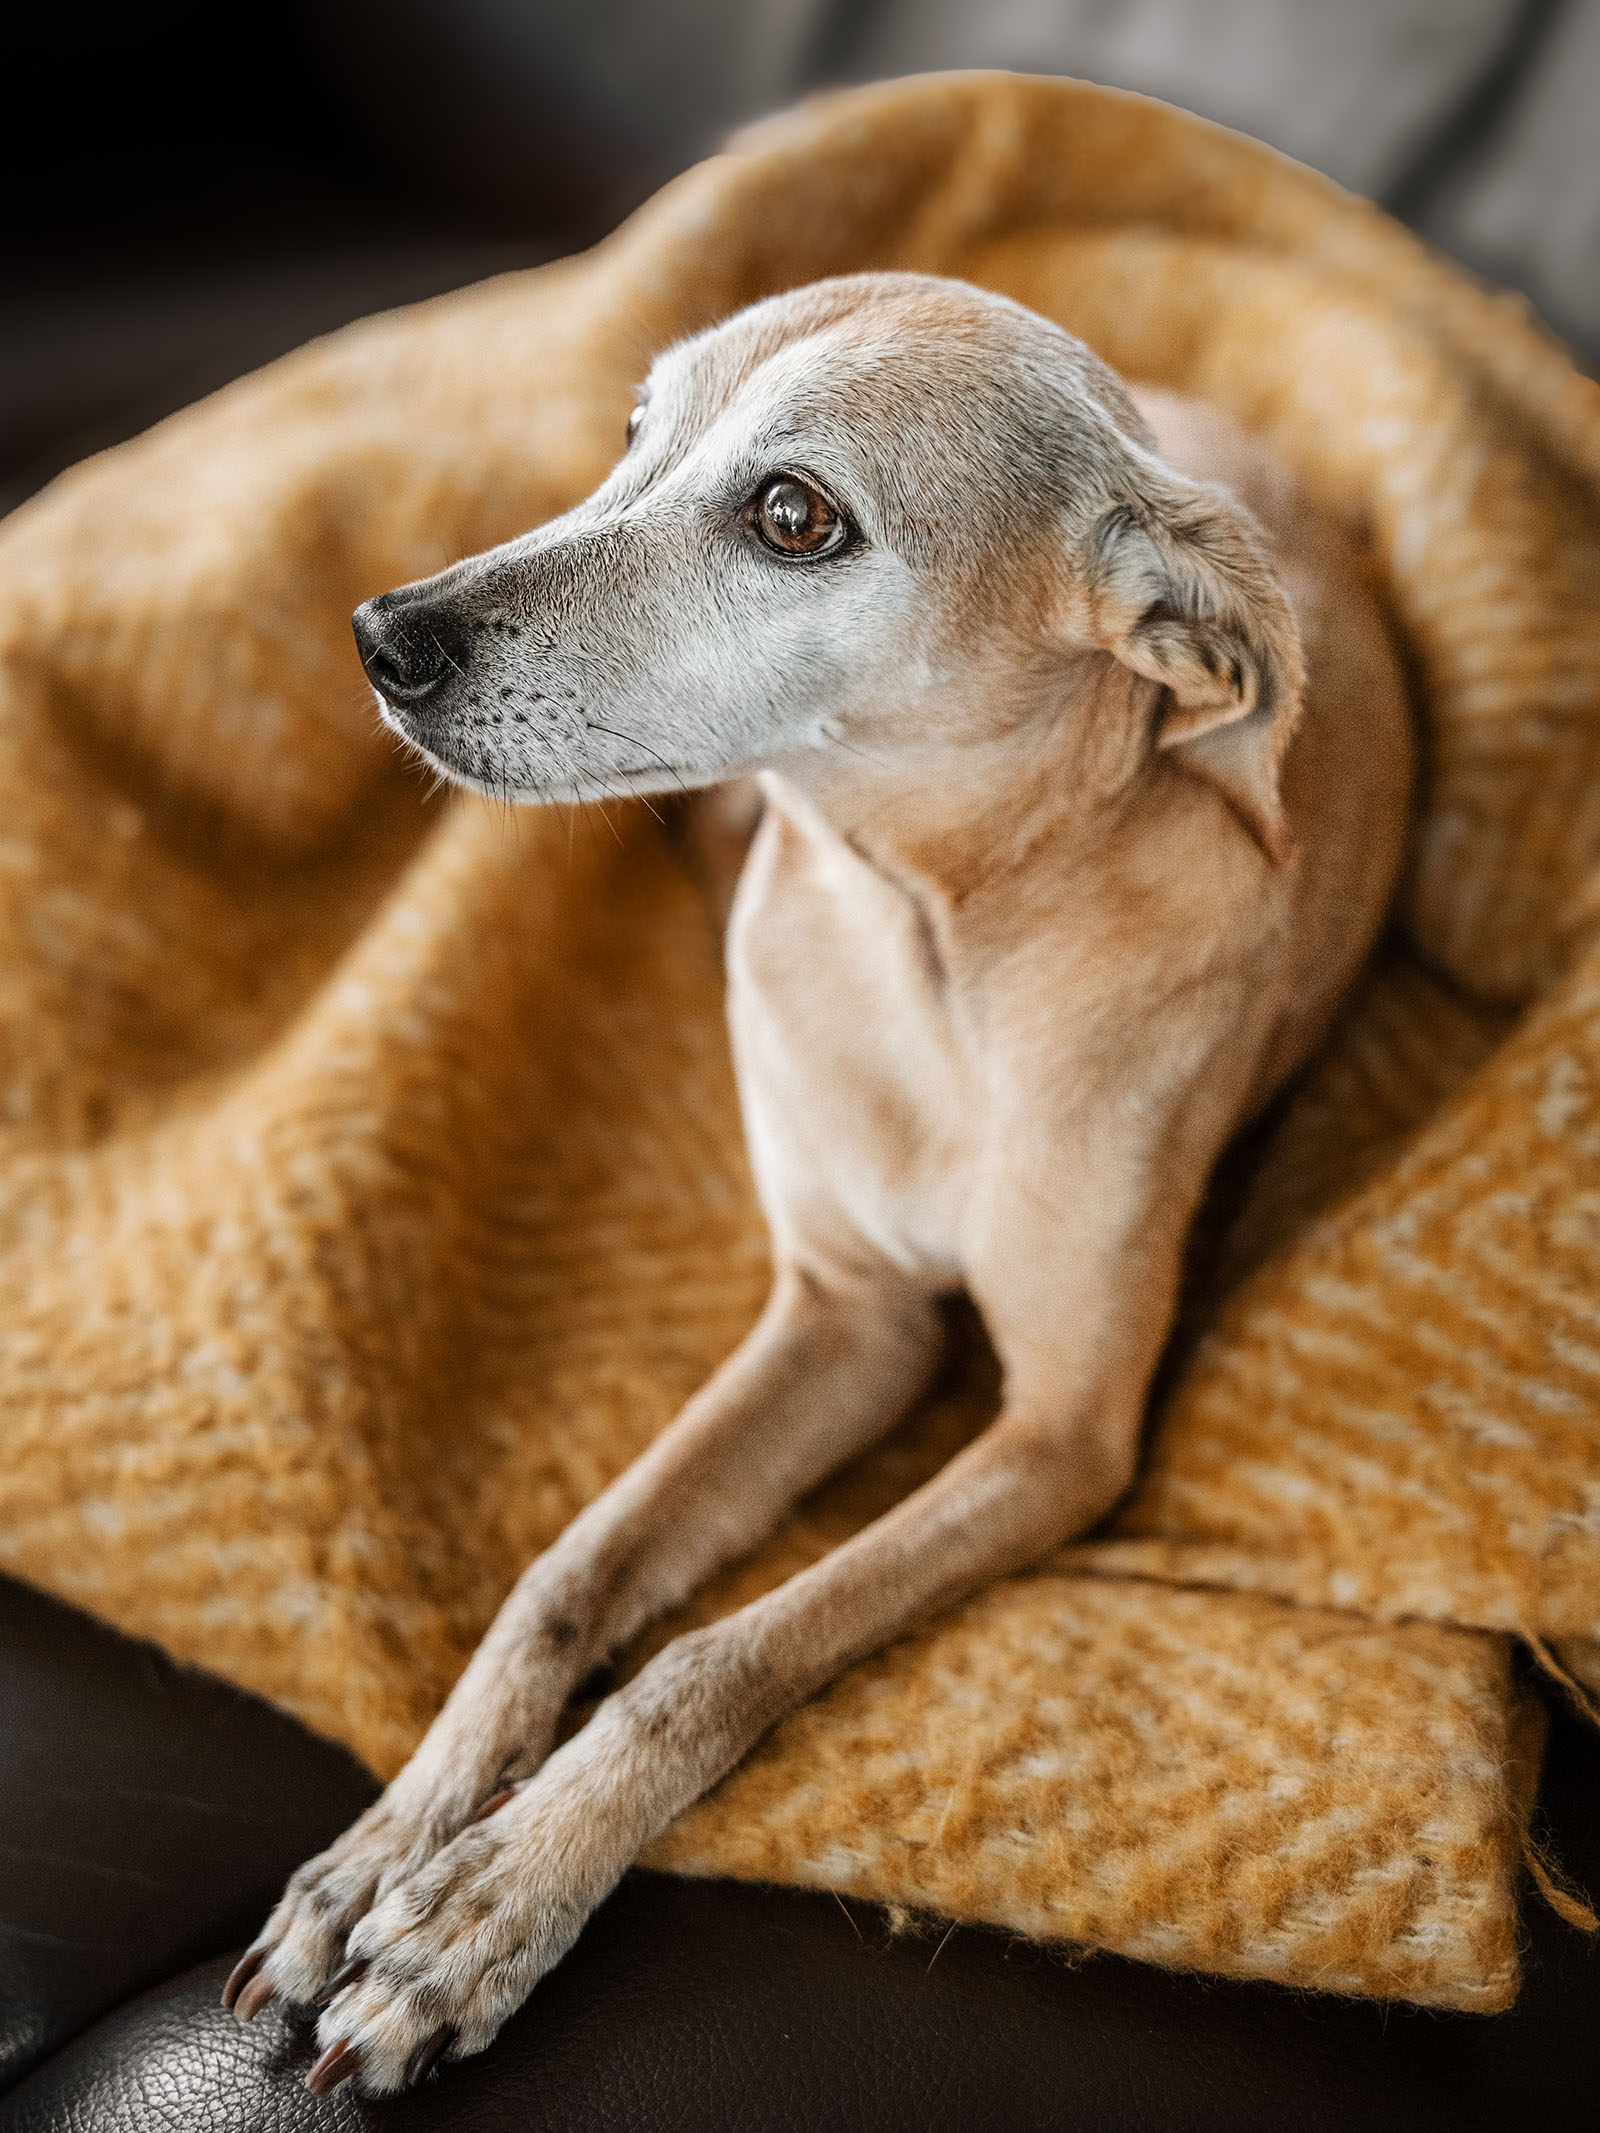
762,649,1158,923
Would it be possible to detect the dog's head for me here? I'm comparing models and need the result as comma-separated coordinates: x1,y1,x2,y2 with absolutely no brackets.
356,273,1302,853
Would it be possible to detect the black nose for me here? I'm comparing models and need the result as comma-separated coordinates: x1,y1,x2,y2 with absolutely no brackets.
352,592,467,710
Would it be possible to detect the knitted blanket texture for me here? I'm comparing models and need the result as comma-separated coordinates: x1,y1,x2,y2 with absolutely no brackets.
3,73,1599,2012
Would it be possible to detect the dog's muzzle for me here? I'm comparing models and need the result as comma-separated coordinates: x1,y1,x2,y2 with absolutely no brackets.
352,589,469,716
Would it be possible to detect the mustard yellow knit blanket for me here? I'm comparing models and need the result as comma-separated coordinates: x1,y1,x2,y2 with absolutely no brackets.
4,73,1599,2013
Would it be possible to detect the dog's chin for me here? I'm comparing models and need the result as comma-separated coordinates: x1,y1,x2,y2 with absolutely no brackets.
375,697,721,807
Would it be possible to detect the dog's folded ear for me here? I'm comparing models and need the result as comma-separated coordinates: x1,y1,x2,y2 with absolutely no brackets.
1077,470,1306,862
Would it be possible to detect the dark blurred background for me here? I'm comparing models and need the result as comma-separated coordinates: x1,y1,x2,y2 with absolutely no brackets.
6,0,1598,518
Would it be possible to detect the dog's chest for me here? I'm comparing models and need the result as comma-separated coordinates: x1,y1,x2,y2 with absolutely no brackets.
726,801,976,1275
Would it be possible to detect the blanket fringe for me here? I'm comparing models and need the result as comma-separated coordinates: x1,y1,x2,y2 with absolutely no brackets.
1523,1632,1600,1731
1522,1834,1600,1935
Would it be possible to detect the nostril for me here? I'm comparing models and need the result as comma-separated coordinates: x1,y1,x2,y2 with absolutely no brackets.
365,640,422,700
352,599,461,708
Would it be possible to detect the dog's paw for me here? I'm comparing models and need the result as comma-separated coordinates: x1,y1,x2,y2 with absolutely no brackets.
301,1784,610,2096
221,1789,474,2021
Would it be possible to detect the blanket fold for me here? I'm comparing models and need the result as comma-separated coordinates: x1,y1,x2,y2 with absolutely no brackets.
3,71,1598,2010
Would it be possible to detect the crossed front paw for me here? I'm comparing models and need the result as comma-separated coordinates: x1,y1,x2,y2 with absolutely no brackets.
306,1786,606,2096
224,1775,614,2098
221,1779,491,2026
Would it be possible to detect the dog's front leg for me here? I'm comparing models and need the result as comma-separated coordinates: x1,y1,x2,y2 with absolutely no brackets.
227,1266,940,2022
300,1380,1137,2095
296,1115,1205,2094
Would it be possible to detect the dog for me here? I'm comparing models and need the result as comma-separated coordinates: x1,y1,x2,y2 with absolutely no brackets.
222,271,1414,2095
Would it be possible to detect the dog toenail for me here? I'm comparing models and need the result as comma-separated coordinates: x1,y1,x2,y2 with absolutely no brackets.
306,2038,363,2097
405,2026,457,2087
471,1784,517,1821
222,1944,273,2015
232,1970,278,2024
314,1954,369,2007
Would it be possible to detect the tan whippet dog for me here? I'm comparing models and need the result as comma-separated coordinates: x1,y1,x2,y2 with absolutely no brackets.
223,272,1414,2095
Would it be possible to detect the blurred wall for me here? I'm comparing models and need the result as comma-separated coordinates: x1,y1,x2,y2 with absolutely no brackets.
6,0,1595,514
311,0,1599,355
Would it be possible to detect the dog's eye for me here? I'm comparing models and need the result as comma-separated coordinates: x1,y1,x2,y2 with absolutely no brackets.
626,403,645,447
753,475,846,558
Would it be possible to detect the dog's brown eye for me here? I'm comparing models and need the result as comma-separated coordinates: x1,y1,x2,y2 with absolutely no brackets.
754,476,845,558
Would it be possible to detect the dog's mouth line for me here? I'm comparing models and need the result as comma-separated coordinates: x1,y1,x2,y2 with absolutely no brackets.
375,700,707,804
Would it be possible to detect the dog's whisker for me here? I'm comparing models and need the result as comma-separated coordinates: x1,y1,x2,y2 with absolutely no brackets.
818,726,891,772
582,719,695,802
614,778,666,826
426,627,465,679
594,768,657,827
